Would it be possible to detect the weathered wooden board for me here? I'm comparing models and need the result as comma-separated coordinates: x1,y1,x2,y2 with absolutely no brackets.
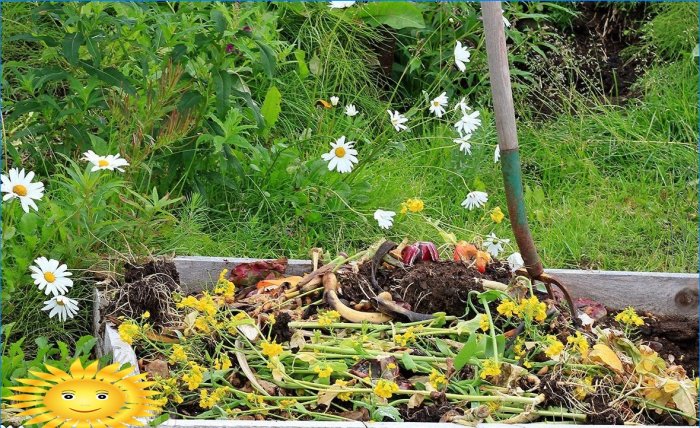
173,256,698,319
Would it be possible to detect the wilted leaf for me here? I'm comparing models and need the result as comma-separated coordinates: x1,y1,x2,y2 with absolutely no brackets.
589,344,623,373
230,258,288,287
408,393,424,409
317,389,338,407
257,276,302,290
672,380,697,418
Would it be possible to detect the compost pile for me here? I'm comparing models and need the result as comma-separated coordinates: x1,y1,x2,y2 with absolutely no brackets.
111,241,699,425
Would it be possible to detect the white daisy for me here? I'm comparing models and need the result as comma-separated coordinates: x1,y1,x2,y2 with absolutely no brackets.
454,41,471,72
345,104,359,117
373,209,396,230
461,191,488,210
453,135,472,155
30,257,74,297
321,136,358,174
483,232,510,258
454,110,481,136
1,168,44,213
42,295,79,322
507,252,524,271
82,150,129,172
387,110,408,132
330,96,340,106
494,145,501,163
329,1,355,8
502,9,511,28
429,92,449,118
454,97,470,114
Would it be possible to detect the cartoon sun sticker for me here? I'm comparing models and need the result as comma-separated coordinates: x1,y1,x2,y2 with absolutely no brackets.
8,359,161,428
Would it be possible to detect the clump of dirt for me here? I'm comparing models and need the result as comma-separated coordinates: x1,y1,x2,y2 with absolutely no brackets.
585,391,625,425
399,392,462,422
271,311,293,343
338,260,511,317
104,259,180,326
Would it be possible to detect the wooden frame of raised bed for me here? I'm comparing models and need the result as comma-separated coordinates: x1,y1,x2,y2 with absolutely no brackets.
94,256,698,427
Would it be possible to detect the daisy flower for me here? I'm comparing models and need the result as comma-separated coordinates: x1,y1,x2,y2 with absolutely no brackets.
429,92,448,118
330,96,340,106
454,97,470,114
321,136,358,174
454,41,471,72
494,145,501,163
1,168,44,213
453,135,472,155
30,257,74,297
345,104,358,117
42,295,79,322
502,9,512,28
483,232,510,258
454,110,481,136
461,191,488,210
507,252,524,271
387,110,408,132
82,150,129,172
373,209,396,230
329,1,355,8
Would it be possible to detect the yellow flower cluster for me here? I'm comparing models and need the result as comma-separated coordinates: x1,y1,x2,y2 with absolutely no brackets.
178,292,218,317
479,314,490,332
513,338,526,360
182,362,204,390
574,376,594,400
394,326,417,346
214,354,232,371
118,321,140,345
334,379,353,401
155,377,183,406
261,341,283,358
199,387,228,409
246,392,266,407
214,269,236,299
566,332,589,357
314,364,334,378
480,359,502,380
400,198,424,214
497,295,547,323
374,379,400,399
544,335,565,359
280,399,297,409
429,369,447,389
615,307,644,327
490,207,505,224
170,344,188,364
317,310,341,327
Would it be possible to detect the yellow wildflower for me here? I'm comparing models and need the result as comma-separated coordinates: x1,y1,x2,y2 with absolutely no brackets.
374,379,400,399
480,359,501,380
400,198,424,214
194,316,212,333
261,341,283,358
118,321,140,345
314,364,334,378
214,269,236,298
479,314,490,332
615,307,644,327
513,338,526,359
214,354,232,371
199,387,228,409
141,311,151,320
169,344,188,364
318,310,341,327
182,362,204,390
518,295,547,322
246,393,265,406
566,332,589,358
268,313,276,326
394,326,417,346
490,207,505,224
387,362,397,370
280,399,297,409
523,360,533,369
178,292,218,316
334,379,353,401
574,376,594,400
496,299,518,318
544,335,564,359
429,369,447,389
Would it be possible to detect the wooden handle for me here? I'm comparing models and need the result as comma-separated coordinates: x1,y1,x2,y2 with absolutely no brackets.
482,1,519,152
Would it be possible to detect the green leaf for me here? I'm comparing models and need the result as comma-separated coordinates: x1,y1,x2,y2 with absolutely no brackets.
211,10,227,34
434,338,454,357
62,32,84,65
84,34,102,66
260,85,282,130
353,3,426,29
78,61,136,95
294,49,309,79
454,334,477,371
213,69,232,117
253,39,276,78
401,352,417,371
373,405,403,422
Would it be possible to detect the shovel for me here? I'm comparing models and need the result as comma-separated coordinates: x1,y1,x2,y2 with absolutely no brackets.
481,2,577,321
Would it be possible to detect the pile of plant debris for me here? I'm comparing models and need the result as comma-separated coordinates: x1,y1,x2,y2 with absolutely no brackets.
107,241,698,425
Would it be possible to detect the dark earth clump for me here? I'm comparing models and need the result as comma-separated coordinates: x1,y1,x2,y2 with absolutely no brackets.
585,392,625,425
271,311,293,343
104,259,180,326
338,260,512,317
399,392,462,423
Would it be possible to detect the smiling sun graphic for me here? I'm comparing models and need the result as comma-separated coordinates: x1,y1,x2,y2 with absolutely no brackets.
9,359,161,428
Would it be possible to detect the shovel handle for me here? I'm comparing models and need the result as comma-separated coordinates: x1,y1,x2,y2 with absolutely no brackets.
482,1,543,278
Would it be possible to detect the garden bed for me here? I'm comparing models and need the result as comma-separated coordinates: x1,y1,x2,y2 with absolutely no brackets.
95,249,698,426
